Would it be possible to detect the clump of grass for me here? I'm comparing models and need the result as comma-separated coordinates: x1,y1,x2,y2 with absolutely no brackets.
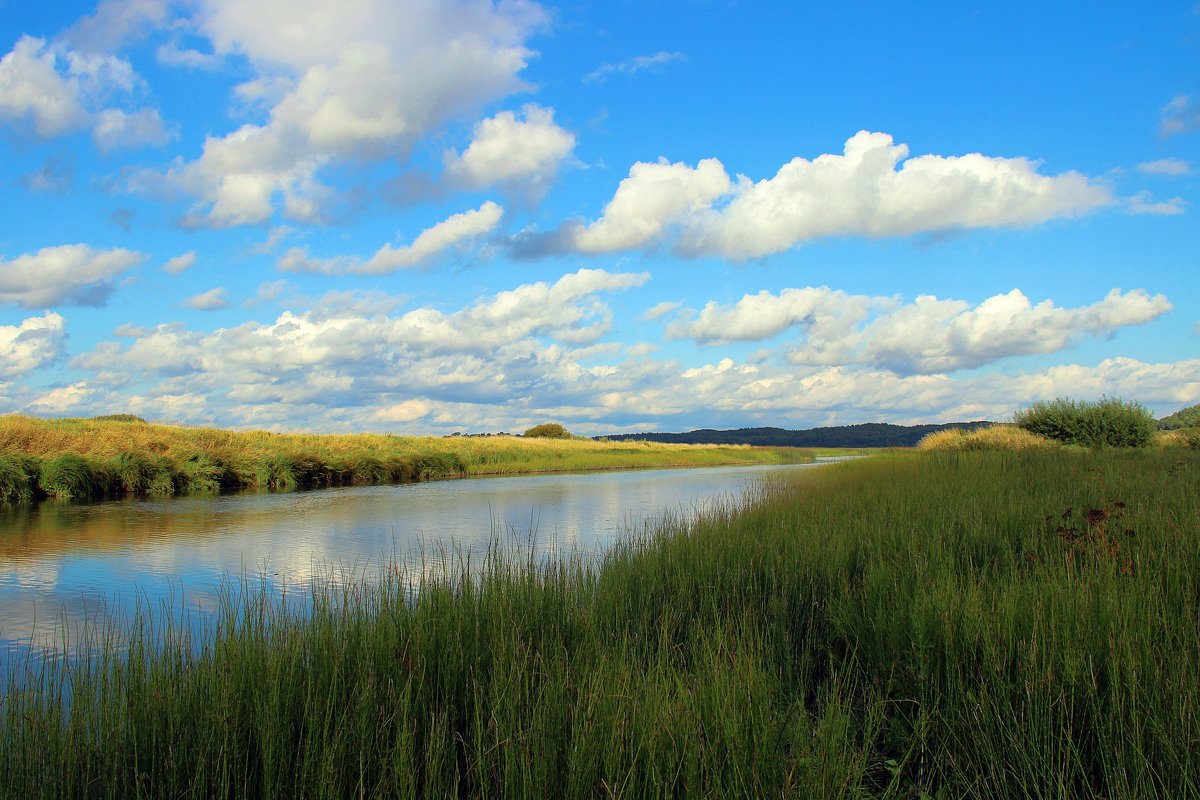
0,453,41,504
179,453,227,493
916,424,1057,451
38,453,112,500
1014,396,1157,447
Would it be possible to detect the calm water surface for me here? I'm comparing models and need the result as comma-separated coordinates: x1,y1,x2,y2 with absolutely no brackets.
0,462,826,656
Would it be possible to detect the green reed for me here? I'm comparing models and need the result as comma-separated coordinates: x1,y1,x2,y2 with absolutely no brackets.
2,448,1197,797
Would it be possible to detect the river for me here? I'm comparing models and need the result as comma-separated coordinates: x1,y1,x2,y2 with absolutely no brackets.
0,462,826,658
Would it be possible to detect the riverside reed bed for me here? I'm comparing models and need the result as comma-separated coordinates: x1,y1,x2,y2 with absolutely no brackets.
0,414,812,504
3,449,1199,797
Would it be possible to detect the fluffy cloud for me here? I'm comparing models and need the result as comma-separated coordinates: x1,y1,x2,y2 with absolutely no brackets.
1126,191,1186,216
92,107,174,151
680,132,1114,258
444,104,575,196
666,286,1171,374
524,132,1114,259
155,0,548,226
0,37,88,136
0,245,146,308
1161,95,1200,137
571,158,732,252
163,251,197,275
182,287,230,310
0,35,169,148
1136,158,1190,176
59,0,170,53
0,313,68,382
278,201,503,274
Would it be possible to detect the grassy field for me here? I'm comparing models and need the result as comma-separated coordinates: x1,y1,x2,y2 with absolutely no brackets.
3,448,1197,797
0,414,818,504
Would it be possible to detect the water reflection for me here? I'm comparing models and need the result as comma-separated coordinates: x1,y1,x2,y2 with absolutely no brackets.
0,463,822,656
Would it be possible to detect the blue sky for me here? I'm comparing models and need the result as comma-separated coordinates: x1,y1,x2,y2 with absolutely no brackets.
1,0,1197,435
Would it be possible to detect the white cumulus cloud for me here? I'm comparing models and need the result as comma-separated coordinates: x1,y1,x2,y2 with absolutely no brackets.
163,251,197,275
572,158,732,252
1136,158,1191,176
182,287,230,310
0,37,88,136
680,131,1114,258
278,201,503,274
444,104,575,196
0,244,146,308
0,313,68,382
530,132,1114,259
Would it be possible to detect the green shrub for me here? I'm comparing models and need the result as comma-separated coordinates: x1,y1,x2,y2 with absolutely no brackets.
1014,396,1157,448
0,454,41,504
40,453,112,500
523,422,572,439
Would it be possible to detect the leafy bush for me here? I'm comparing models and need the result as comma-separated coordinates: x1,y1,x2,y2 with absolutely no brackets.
523,423,572,439
1014,397,1156,448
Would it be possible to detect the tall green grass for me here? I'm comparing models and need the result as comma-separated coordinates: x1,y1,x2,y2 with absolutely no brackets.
3,449,1197,797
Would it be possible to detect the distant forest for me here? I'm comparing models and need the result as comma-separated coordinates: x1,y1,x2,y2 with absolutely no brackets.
598,421,997,449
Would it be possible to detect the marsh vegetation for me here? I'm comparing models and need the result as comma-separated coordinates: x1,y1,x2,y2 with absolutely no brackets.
3,448,1197,797
0,415,814,505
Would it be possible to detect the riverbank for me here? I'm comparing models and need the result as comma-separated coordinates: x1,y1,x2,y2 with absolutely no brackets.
4,448,1197,797
0,414,821,504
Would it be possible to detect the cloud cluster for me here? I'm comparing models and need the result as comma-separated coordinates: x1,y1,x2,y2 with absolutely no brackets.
0,245,146,308
522,132,1114,259
12,262,1182,434
62,268,649,426
0,35,171,150
152,0,548,226
667,286,1171,374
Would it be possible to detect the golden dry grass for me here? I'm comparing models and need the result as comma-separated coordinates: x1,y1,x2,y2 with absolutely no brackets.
916,424,1058,452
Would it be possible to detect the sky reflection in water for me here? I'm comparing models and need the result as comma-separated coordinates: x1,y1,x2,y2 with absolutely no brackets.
0,463,821,656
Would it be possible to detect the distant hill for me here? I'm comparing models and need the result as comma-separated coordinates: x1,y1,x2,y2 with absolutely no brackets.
598,421,997,449
1158,403,1200,430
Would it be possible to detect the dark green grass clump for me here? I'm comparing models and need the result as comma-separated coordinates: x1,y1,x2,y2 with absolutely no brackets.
1015,396,1158,447
3,449,1198,798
